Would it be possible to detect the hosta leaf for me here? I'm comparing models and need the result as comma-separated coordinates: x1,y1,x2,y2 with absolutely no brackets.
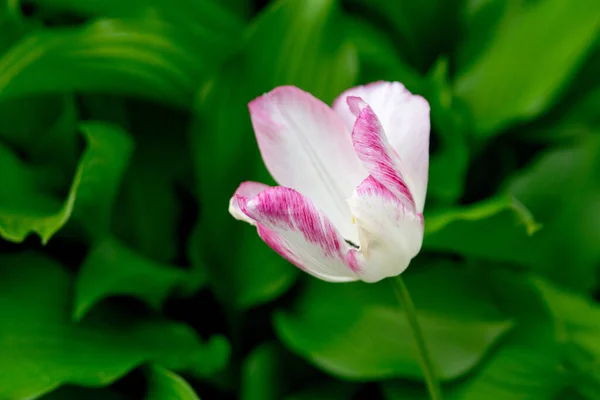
274,263,512,380
0,121,132,243
245,0,358,103
189,58,297,310
424,193,541,253
146,365,200,400
454,0,600,136
0,252,230,400
0,19,225,107
74,237,190,321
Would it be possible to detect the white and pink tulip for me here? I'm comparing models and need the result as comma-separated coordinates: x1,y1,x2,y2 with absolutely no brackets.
229,82,430,283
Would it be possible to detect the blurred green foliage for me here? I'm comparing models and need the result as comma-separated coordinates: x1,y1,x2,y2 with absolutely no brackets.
0,0,598,398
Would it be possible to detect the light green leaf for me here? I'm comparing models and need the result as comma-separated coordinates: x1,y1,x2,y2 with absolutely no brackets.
146,365,200,400
0,19,225,107
245,0,358,103
0,121,133,244
0,252,230,400
454,0,600,136
74,237,190,321
274,263,512,381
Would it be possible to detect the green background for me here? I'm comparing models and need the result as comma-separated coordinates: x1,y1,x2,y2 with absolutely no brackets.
0,0,599,398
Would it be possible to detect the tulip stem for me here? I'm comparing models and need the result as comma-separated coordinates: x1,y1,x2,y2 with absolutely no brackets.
392,275,443,400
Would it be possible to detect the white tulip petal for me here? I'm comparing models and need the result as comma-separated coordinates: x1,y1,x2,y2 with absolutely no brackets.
249,86,367,242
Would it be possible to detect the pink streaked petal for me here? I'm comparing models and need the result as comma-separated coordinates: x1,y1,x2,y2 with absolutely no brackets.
242,186,359,282
249,86,366,243
333,81,430,212
228,181,271,225
349,96,416,211
347,176,424,283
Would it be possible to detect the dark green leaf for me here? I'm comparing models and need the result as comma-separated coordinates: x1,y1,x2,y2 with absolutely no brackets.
274,263,512,380
0,121,133,243
0,252,230,399
41,386,127,400
74,237,191,321
454,0,600,136
424,194,541,254
285,382,359,400
0,19,226,107
245,0,358,103
241,342,287,400
146,365,200,400
189,58,298,309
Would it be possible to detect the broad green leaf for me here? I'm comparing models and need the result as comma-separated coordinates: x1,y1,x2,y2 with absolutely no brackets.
0,19,225,107
424,57,470,203
189,58,298,309
241,343,287,400
285,382,359,400
74,237,190,321
424,193,540,243
245,0,358,103
383,328,566,400
0,121,133,243
454,0,600,136
344,15,423,91
507,136,600,290
41,387,127,400
345,0,461,71
146,365,200,400
274,263,512,380
0,252,230,400
112,102,189,264
529,278,600,399
35,0,243,40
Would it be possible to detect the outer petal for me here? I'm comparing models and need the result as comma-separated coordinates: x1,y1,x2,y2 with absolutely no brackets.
348,176,424,283
249,86,366,243
229,181,271,225
333,82,430,212
348,96,416,211
236,186,359,282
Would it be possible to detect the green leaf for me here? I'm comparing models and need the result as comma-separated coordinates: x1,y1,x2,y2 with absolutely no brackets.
346,0,461,71
189,58,298,309
74,237,190,321
424,193,540,244
507,136,600,290
424,57,470,203
383,328,566,400
285,382,359,400
241,343,288,400
526,278,600,399
245,0,358,103
41,387,127,400
112,102,189,264
0,121,133,244
274,263,512,381
0,19,225,107
0,252,230,399
454,0,600,136
146,365,200,400
35,0,243,40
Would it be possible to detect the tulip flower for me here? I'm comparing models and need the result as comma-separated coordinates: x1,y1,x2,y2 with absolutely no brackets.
229,82,430,283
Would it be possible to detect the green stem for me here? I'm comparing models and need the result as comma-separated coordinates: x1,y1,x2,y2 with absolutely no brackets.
392,275,444,400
